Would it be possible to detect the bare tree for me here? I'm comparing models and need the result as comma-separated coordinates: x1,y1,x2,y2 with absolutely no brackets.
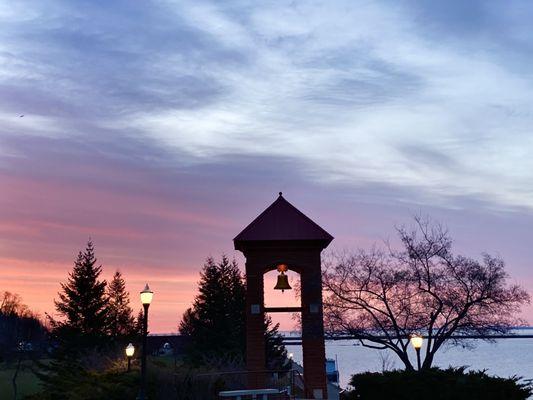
323,216,530,370
0,292,29,317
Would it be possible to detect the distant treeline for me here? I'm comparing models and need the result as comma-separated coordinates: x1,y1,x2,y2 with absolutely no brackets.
0,291,48,361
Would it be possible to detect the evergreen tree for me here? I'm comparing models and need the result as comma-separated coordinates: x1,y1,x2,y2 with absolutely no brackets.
265,315,288,370
179,256,286,367
179,256,245,362
106,270,135,337
51,240,109,341
134,308,144,336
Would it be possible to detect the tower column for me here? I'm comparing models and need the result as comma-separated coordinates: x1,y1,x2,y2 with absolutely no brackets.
301,261,328,399
245,263,266,388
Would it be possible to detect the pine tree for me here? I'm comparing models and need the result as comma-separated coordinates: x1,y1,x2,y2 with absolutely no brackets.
179,256,245,361
134,308,144,336
51,240,109,341
179,256,286,367
265,315,287,369
106,270,135,337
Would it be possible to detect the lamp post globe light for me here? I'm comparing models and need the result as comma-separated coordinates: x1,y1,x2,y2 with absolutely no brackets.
288,352,294,371
138,284,153,400
410,334,424,371
141,285,154,306
126,343,135,372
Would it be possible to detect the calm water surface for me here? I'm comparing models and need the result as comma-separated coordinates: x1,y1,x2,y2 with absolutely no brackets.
286,330,533,389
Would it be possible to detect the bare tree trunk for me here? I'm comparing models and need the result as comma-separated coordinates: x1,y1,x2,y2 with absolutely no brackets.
400,354,415,371
422,352,434,370
12,355,22,400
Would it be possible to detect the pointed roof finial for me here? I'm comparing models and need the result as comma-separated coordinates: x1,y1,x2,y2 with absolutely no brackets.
279,191,283,197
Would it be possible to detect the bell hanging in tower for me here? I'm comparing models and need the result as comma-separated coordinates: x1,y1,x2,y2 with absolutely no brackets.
274,263,292,293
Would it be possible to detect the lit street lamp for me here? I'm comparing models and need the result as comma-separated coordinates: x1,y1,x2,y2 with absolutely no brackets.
126,343,135,372
410,334,424,371
288,353,294,395
138,284,153,400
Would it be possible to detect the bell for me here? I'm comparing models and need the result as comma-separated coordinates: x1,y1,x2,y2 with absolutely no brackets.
274,271,292,293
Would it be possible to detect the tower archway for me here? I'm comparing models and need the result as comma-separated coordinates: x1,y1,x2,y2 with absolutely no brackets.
264,267,300,309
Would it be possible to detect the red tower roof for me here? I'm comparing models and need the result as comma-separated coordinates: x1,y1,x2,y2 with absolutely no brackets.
234,193,333,250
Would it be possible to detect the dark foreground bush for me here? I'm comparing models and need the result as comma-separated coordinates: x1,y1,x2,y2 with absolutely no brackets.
26,355,265,400
26,365,143,400
342,367,532,400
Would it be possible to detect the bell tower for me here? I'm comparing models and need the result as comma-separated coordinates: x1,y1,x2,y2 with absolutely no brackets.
234,193,333,399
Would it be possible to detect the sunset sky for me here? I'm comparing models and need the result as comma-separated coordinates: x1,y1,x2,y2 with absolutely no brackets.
2,1,533,333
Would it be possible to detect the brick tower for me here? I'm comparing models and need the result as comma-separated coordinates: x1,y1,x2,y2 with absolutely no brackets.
234,193,333,399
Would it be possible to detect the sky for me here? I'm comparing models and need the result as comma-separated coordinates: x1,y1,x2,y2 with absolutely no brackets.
1,0,533,333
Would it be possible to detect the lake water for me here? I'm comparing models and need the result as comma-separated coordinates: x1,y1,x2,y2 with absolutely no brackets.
285,330,533,389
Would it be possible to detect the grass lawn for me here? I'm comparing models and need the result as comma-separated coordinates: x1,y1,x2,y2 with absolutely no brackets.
150,354,179,368
0,361,42,399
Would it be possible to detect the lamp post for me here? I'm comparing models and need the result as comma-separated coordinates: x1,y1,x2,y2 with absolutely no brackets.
138,284,153,400
288,353,294,396
410,334,423,371
126,343,135,372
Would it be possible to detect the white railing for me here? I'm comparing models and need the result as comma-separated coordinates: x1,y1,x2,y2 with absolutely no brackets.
219,388,281,399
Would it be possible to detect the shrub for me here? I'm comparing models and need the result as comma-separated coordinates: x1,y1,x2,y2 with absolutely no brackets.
342,367,532,400
27,359,143,400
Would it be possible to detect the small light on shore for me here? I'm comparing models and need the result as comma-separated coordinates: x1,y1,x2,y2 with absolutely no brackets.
410,334,423,370
410,334,423,350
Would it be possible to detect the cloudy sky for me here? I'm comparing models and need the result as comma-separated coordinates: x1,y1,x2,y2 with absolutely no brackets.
1,0,533,332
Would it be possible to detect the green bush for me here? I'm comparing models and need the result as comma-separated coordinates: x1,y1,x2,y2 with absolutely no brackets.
27,355,243,400
25,365,142,400
342,367,532,400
